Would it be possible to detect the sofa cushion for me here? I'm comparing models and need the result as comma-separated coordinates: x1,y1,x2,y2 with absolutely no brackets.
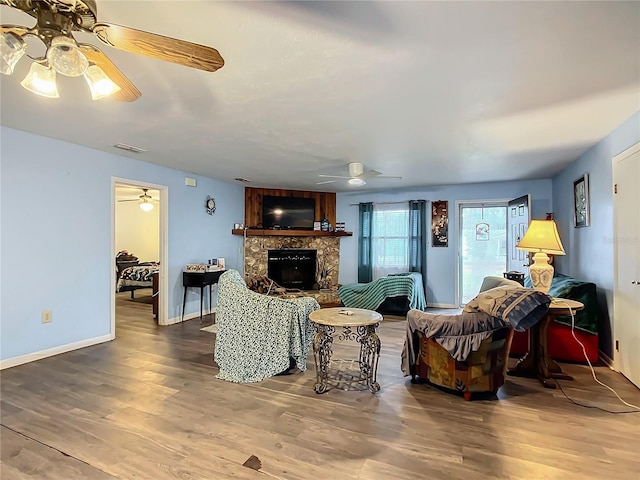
463,285,551,331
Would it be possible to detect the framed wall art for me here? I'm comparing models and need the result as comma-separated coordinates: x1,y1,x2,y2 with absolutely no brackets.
573,174,590,228
431,200,448,247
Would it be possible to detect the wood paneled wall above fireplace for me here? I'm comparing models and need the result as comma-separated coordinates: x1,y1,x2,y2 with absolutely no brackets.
244,187,336,227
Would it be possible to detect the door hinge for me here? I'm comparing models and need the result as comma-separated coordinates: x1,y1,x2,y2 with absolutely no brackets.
616,339,619,352
614,184,618,194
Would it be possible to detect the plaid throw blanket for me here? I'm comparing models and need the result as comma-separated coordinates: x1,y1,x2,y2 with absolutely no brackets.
338,273,426,312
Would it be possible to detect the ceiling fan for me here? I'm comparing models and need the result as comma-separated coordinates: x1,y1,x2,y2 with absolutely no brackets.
118,188,157,211
0,0,224,101
316,162,401,187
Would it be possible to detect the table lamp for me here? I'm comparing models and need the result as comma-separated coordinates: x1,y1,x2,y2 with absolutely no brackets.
516,219,566,293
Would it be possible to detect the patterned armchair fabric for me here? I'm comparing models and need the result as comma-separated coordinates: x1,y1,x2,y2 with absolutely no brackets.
414,328,514,401
214,269,320,383
404,276,528,400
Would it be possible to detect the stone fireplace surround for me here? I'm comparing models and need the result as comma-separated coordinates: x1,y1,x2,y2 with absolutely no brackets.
244,236,340,289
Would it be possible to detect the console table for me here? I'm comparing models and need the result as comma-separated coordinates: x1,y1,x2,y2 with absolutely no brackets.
182,270,225,322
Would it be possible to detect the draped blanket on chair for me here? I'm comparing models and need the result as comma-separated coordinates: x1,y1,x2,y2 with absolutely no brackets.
338,273,427,312
214,270,319,383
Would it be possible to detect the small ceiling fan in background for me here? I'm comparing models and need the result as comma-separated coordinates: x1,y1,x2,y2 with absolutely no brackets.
0,0,224,101
317,162,402,187
117,188,158,212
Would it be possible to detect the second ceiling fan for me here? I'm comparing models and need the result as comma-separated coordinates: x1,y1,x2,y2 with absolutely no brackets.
0,0,225,101
317,162,401,187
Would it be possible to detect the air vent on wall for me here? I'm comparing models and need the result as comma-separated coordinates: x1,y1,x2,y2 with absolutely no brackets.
114,143,146,153
235,177,252,183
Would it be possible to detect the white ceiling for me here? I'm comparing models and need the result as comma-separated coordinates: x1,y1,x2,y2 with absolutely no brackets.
1,1,639,192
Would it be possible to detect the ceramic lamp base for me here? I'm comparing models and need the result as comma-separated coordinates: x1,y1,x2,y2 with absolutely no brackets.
529,252,554,293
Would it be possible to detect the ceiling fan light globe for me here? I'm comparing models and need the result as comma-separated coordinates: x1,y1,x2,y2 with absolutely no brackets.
20,62,60,98
348,178,366,186
139,201,154,212
47,37,89,77
0,32,26,75
84,65,121,99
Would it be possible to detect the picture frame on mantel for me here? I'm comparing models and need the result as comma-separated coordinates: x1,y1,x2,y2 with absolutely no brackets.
573,173,590,228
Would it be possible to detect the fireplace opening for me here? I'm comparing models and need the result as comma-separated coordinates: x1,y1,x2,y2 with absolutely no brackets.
268,249,317,290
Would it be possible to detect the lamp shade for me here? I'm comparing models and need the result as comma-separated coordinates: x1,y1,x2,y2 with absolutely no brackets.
20,62,59,98
46,36,88,77
517,220,565,255
139,201,154,212
0,32,26,75
84,65,121,100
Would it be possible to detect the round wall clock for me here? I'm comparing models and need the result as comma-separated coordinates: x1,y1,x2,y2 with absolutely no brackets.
206,195,216,215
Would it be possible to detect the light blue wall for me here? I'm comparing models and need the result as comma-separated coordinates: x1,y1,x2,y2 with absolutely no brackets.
1,127,244,362
551,112,639,358
336,179,553,306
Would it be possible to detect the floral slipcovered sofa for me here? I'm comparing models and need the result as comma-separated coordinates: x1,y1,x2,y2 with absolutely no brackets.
214,269,320,383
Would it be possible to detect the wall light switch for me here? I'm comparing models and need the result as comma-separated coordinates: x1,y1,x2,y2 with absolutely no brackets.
41,310,52,323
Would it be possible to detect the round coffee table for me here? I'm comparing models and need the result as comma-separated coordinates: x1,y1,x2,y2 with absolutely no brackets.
309,307,383,394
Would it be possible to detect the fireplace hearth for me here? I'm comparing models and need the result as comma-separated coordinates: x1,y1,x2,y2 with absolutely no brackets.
268,249,317,290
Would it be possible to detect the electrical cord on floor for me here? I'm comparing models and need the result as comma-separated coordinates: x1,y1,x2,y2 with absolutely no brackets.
552,298,640,413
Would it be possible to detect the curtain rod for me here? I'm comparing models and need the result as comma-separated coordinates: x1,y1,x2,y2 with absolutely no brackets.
348,200,426,206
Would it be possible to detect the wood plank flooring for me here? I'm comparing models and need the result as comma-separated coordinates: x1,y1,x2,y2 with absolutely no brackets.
1,291,639,479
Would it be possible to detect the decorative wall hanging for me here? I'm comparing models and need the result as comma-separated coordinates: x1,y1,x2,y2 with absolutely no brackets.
431,200,448,247
206,195,216,215
573,174,590,228
475,222,490,241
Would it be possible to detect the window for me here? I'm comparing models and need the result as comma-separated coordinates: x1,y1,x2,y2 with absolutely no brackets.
372,204,409,279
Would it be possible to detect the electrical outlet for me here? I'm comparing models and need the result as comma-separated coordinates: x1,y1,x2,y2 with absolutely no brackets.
41,310,52,323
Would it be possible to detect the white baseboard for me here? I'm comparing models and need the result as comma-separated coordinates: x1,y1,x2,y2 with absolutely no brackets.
599,349,615,369
427,303,459,309
164,307,216,326
0,333,114,370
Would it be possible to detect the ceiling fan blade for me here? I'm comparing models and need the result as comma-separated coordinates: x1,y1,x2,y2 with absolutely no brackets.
358,170,382,179
0,25,30,37
318,174,351,179
92,23,224,72
316,180,336,185
78,43,141,102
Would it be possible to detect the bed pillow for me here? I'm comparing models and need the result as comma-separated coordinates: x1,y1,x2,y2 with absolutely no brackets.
463,285,551,331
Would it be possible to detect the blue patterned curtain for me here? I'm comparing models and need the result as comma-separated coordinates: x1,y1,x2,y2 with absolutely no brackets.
358,202,374,283
408,200,427,297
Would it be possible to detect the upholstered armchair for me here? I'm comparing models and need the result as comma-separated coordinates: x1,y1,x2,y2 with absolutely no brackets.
402,276,550,400
214,269,320,383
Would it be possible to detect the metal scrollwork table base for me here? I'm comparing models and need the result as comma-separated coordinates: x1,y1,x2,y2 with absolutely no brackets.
309,307,383,394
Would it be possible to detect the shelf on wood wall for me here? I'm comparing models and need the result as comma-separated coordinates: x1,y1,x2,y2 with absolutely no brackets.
232,229,352,237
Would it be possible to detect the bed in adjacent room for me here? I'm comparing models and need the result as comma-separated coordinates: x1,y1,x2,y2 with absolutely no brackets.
117,263,159,296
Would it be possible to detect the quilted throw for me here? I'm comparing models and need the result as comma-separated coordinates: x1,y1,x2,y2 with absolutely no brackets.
117,263,159,290
214,270,319,383
338,273,427,312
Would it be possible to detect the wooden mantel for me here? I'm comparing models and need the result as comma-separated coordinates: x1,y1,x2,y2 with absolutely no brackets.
232,229,352,237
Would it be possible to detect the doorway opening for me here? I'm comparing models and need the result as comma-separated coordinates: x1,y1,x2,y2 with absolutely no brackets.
457,201,508,305
111,178,168,336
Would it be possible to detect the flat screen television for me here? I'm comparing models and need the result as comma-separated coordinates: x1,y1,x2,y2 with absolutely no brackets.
262,195,315,230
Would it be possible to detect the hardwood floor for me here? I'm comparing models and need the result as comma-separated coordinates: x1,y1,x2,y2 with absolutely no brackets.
2,294,639,479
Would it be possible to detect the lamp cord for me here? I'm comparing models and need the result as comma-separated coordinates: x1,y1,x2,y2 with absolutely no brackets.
552,299,640,413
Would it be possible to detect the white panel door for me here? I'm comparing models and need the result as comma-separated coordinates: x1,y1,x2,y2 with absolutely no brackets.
507,195,531,274
613,143,640,387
